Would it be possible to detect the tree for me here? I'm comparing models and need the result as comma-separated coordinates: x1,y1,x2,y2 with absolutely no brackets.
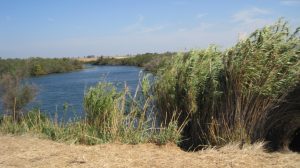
0,72,37,121
31,64,45,76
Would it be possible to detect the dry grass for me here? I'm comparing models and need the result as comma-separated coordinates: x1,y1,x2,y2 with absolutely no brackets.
0,135,299,168
75,57,99,63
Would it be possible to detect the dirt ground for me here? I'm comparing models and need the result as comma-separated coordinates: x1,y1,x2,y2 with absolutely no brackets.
0,135,299,168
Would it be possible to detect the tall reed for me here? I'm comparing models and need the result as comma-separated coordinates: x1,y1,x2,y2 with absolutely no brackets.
155,19,300,150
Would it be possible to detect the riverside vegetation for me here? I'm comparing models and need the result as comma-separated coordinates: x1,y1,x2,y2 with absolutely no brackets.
0,75,182,145
0,57,83,121
94,52,175,73
0,19,299,152
0,57,83,76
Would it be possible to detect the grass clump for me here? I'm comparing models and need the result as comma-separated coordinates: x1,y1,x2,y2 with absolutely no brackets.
155,19,300,150
82,74,184,145
84,83,122,141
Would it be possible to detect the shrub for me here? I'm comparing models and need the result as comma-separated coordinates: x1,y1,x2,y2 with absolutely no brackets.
83,83,122,140
155,19,300,150
0,72,37,121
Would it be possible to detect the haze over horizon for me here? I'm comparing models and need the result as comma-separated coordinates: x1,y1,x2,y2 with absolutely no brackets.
1,0,300,58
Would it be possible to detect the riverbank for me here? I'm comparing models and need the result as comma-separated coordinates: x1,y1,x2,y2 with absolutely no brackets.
93,52,175,73
0,57,83,77
0,135,299,168
1,20,299,156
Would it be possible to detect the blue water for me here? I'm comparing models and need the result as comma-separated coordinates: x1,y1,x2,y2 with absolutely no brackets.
2,65,143,120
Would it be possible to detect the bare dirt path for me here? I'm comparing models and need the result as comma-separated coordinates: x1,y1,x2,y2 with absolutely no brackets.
0,135,299,168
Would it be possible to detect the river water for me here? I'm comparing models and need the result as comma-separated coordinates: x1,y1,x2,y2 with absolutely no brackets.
1,65,143,120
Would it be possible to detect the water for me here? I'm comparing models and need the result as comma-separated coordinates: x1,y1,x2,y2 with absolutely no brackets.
1,65,143,120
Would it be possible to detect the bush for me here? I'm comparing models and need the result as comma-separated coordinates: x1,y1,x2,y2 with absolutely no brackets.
0,72,37,121
155,19,300,150
84,83,122,140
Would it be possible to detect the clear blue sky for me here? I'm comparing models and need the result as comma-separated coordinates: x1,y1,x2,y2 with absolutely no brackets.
0,0,299,58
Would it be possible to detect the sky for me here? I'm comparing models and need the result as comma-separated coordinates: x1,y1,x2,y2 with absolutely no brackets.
0,0,300,58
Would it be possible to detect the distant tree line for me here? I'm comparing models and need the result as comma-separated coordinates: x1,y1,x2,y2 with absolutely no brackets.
94,52,176,73
0,57,83,77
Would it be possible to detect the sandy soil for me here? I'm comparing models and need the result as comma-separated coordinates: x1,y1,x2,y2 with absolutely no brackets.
0,135,299,168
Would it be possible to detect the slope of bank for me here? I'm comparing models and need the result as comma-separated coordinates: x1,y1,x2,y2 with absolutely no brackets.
0,135,299,168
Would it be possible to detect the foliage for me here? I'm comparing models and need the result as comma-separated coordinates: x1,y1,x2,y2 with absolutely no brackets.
0,72,37,121
0,75,183,145
155,19,300,150
84,83,122,141
0,57,83,77
225,19,299,97
0,57,82,121
1,19,299,151
32,64,45,76
94,52,175,73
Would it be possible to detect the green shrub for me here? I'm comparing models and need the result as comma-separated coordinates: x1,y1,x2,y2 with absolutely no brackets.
155,19,300,150
83,82,123,140
0,73,37,121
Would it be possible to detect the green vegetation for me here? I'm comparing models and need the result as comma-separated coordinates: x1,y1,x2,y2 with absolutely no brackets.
0,76,183,145
0,57,83,122
0,19,299,151
155,19,300,150
0,73,37,121
0,57,83,77
94,52,175,73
